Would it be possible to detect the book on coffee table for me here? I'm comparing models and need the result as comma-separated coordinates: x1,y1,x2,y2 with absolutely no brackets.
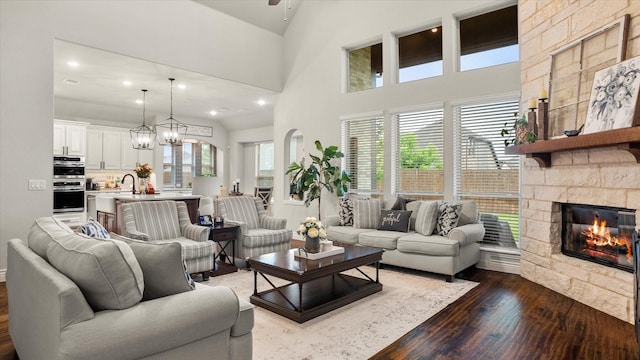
294,246,345,260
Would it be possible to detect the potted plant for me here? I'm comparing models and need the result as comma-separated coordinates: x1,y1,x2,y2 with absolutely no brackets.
286,140,351,220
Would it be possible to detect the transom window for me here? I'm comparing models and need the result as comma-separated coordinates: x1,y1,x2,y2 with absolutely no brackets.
398,26,443,83
348,42,383,92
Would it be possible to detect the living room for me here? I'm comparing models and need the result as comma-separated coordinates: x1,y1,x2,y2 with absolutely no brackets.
2,0,640,359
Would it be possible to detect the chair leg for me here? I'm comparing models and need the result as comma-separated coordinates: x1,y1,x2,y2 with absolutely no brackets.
202,271,209,281
445,274,454,282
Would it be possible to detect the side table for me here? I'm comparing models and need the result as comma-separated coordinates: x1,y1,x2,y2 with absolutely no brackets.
209,224,239,277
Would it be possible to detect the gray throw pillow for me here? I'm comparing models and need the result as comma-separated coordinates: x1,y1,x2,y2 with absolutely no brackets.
390,196,415,210
436,201,462,236
377,210,412,232
415,201,439,235
353,199,382,229
110,233,195,300
47,233,144,311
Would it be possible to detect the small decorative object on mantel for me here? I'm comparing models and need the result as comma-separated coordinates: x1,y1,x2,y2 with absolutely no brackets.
584,55,640,135
297,216,327,253
501,114,538,147
527,99,538,137
537,88,549,140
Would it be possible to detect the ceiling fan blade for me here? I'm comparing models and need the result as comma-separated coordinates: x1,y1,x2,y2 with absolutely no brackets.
268,0,281,5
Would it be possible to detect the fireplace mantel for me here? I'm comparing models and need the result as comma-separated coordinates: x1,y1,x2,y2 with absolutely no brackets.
504,126,640,167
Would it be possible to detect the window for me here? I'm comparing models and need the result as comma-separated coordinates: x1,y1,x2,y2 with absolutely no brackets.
454,99,520,246
459,5,518,71
392,108,444,200
348,42,383,92
398,26,443,83
163,140,217,188
342,115,384,196
257,142,274,187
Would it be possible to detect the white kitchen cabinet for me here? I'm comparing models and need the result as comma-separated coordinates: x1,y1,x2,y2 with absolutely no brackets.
86,128,122,170
121,132,155,170
53,120,87,156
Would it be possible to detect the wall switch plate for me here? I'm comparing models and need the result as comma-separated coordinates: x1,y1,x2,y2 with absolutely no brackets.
28,179,46,191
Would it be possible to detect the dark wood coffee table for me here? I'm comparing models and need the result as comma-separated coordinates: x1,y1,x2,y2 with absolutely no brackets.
248,244,383,323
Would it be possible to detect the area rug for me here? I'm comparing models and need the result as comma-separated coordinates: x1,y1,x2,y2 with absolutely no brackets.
204,266,477,360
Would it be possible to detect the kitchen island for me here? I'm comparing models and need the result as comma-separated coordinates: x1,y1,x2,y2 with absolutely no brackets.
95,193,201,234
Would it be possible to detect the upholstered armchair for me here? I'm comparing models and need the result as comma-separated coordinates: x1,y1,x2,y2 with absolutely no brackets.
216,196,292,260
121,200,216,279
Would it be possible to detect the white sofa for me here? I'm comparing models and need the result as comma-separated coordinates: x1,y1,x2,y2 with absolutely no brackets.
6,217,253,360
325,199,485,282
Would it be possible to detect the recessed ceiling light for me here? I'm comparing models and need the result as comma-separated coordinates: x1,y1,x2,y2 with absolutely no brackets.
64,79,79,85
177,83,186,89
135,99,143,104
209,110,217,116
257,99,267,106
431,27,438,33
66,61,79,68
122,80,132,86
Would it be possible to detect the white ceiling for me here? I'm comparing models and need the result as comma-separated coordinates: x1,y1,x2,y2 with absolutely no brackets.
54,0,301,132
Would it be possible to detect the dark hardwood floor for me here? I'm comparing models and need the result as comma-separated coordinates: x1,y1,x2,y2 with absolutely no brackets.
1,267,638,360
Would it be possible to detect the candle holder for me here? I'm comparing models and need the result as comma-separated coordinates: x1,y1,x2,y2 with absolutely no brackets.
537,98,549,140
527,107,537,136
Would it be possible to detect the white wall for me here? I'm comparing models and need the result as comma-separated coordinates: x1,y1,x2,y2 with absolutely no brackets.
0,0,282,274
272,0,521,232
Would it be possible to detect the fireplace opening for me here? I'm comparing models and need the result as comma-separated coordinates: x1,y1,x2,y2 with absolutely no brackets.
561,203,635,273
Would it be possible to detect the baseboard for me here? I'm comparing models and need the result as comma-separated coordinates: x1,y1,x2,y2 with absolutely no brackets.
477,246,521,275
0,269,5,282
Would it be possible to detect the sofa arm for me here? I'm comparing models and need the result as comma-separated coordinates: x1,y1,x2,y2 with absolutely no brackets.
124,229,151,242
447,223,486,246
60,286,245,360
259,215,287,230
323,215,340,227
226,220,249,235
182,223,210,241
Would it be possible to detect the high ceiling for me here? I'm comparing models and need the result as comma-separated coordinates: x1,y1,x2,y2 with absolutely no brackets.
54,1,301,132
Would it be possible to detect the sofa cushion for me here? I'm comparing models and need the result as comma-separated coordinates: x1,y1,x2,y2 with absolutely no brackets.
46,233,144,311
405,201,422,231
80,218,110,239
397,233,459,256
359,230,404,250
338,198,354,226
110,234,195,301
326,226,371,245
353,199,382,229
377,210,412,232
27,217,75,259
436,201,462,236
415,201,439,236
458,200,479,226
391,196,415,210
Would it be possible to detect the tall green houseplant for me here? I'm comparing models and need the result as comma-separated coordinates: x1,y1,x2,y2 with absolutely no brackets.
286,140,351,220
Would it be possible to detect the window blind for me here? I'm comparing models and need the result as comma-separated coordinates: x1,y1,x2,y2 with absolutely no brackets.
342,115,384,196
392,108,444,200
453,99,520,246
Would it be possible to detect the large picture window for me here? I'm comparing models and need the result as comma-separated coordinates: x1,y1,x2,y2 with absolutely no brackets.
342,115,384,196
163,140,217,189
459,5,518,71
392,108,444,200
453,99,520,247
257,142,274,187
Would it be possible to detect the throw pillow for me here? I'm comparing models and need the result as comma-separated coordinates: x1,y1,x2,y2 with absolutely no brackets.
338,198,354,226
457,200,479,226
390,196,415,211
46,233,144,311
353,199,382,229
80,218,110,239
415,201,439,236
110,233,195,300
436,201,462,236
377,210,412,232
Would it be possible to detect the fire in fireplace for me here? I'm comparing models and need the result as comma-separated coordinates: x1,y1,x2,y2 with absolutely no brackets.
561,203,635,272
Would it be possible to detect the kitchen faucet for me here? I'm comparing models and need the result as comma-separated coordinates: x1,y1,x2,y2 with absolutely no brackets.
121,174,136,194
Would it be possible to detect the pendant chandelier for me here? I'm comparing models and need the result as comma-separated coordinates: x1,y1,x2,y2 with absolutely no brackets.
130,89,157,150
155,78,187,146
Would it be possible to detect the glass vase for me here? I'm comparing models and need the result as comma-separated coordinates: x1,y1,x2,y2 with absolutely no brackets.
138,177,148,195
304,236,321,253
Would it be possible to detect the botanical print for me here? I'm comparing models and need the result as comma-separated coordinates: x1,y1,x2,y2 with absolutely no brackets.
584,56,640,134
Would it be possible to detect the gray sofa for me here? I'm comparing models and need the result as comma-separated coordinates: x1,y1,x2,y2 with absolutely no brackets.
6,217,253,360
325,199,485,282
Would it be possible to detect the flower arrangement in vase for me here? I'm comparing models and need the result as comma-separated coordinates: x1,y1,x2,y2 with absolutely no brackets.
134,163,153,194
298,216,327,253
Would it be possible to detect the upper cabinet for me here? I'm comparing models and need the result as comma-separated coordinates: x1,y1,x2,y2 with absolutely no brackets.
86,128,122,170
53,120,87,156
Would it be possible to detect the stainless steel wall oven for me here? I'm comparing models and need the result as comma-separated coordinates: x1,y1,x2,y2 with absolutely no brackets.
53,156,85,213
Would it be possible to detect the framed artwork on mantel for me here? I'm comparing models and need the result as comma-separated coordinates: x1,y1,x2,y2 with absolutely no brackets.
583,55,640,134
